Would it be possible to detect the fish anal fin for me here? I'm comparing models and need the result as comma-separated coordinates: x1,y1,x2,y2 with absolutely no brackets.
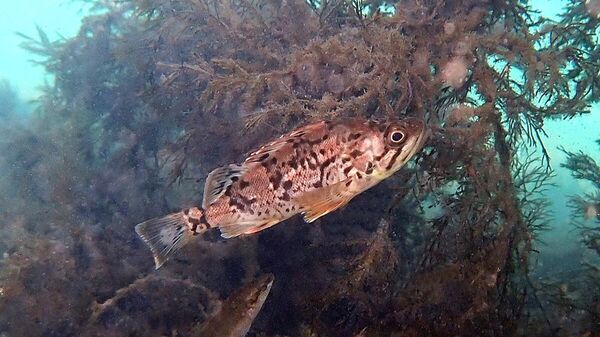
297,180,357,223
219,220,280,239
242,220,280,235
203,164,247,209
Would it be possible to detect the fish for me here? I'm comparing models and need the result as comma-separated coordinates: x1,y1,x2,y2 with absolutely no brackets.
135,117,427,268
191,273,274,337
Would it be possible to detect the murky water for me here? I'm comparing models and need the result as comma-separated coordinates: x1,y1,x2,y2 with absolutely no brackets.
0,1,598,336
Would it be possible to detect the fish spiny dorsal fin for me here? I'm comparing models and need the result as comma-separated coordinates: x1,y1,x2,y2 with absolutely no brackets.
203,164,247,209
244,121,327,164
244,139,288,164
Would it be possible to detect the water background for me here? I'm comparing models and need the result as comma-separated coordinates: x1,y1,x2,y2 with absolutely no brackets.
1,0,598,279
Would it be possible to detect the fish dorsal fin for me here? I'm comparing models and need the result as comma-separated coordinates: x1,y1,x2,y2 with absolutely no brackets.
296,179,358,223
244,138,288,164
203,164,247,208
244,121,327,164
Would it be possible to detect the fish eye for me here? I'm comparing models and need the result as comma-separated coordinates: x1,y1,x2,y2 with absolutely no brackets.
390,130,405,143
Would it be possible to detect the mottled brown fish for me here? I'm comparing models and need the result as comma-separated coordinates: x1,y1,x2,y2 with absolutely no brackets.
192,274,274,337
136,117,427,268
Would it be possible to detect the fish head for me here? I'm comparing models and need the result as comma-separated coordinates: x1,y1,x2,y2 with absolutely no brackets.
370,117,427,178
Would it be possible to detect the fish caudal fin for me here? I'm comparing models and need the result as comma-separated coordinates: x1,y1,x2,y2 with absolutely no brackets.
135,207,208,269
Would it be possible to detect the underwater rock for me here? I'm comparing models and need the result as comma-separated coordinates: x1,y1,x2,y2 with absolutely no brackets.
83,275,218,337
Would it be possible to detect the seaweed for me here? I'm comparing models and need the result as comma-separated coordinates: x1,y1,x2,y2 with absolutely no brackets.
0,0,598,336
520,141,600,336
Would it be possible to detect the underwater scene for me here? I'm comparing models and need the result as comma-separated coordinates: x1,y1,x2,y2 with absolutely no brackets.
0,0,599,336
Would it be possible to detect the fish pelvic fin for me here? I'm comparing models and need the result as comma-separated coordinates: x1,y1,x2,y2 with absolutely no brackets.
135,207,209,269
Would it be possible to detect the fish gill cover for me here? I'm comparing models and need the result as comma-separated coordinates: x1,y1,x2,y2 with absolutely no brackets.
0,0,598,336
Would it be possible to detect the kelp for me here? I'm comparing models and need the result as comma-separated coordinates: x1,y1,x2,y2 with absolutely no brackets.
521,142,600,336
0,0,598,336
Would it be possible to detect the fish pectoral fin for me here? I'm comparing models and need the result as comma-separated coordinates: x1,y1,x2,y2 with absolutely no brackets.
219,220,280,239
297,179,357,223
203,164,247,208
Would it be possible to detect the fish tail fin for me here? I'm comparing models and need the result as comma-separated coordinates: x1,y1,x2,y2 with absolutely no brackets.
135,207,209,269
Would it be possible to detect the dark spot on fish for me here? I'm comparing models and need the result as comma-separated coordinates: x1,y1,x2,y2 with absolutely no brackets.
199,214,208,227
183,209,189,215
239,180,250,189
356,172,363,179
344,166,352,175
286,208,290,212
258,211,262,216
322,134,329,140
224,188,232,196
313,181,323,188
319,149,326,155
283,180,293,190
231,176,239,182
345,180,352,187
281,192,290,201
350,149,362,158
239,194,257,205
341,157,350,163
229,197,246,211
258,153,270,161
366,167,373,174
350,133,361,140
288,160,298,169
310,151,319,162
270,171,283,189
320,158,333,169
271,157,278,165
319,158,333,182
189,217,200,233
291,205,296,210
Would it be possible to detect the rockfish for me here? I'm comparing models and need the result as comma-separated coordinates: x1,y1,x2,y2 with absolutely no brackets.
192,274,274,337
136,117,427,268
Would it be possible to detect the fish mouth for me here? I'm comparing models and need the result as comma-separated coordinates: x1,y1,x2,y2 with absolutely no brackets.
402,117,429,162
413,119,429,154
